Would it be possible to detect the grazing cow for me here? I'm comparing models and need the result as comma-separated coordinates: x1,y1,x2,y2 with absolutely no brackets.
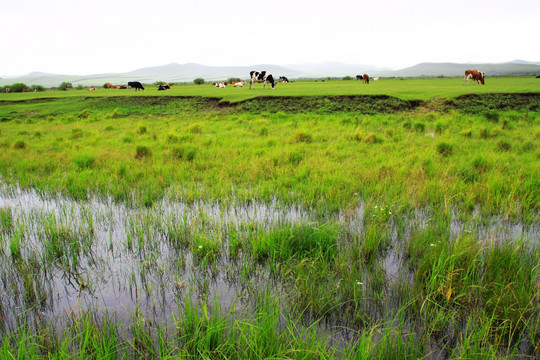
356,75,362,80
362,74,369,84
464,69,485,85
88,87,96,91
128,81,145,91
249,71,275,89
5,88,9,93
106,83,115,89
279,76,289,83
23,87,28,92
157,84,170,90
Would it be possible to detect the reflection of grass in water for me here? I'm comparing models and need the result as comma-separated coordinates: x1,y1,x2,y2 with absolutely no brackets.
41,213,94,269
0,185,538,357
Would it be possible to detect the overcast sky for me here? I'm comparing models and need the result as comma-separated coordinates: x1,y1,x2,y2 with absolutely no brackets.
2,0,539,76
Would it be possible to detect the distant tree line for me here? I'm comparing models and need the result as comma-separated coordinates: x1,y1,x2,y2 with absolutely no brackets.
1,83,46,93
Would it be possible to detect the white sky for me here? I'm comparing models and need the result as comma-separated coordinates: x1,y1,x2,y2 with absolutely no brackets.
2,0,539,76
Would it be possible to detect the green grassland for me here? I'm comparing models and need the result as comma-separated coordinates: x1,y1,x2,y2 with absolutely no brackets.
0,86,538,219
1,76,539,103
0,81,539,359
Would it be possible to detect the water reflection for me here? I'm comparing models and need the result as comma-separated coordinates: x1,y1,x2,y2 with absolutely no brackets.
0,185,537,335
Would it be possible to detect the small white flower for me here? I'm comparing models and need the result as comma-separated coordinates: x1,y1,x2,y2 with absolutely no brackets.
356,281,363,285
430,243,436,247
374,205,378,209
198,245,203,249
388,211,392,215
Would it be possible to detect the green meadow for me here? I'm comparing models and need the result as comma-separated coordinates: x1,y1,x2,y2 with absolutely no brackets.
2,76,539,102
0,79,539,359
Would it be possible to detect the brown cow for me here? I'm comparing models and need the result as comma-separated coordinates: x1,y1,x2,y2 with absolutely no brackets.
362,74,369,84
106,83,115,89
88,87,96,91
464,69,485,85
5,88,10,93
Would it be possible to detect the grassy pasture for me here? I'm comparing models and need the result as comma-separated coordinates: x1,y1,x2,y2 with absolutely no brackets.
1,76,539,103
0,94,538,219
0,84,539,359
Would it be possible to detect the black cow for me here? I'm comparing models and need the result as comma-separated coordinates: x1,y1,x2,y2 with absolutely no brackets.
157,84,170,91
279,76,289,83
128,81,145,91
249,71,275,90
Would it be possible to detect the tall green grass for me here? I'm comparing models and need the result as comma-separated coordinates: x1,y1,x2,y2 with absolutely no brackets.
0,96,537,219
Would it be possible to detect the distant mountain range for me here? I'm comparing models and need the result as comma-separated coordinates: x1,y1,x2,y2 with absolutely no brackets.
1,61,539,87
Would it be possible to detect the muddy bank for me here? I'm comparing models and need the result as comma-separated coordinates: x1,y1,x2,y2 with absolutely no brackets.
229,95,424,114
444,92,540,112
1,93,538,121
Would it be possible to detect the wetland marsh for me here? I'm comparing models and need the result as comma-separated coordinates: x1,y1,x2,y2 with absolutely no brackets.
0,80,539,358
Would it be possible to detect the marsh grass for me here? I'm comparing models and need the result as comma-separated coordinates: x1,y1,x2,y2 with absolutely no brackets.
252,223,338,263
41,213,93,269
73,153,95,170
0,191,537,358
0,90,538,358
482,240,539,338
135,145,151,159
191,231,221,263
0,96,537,220
0,207,13,233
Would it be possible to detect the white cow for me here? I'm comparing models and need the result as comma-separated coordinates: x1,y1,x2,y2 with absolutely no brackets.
249,71,275,89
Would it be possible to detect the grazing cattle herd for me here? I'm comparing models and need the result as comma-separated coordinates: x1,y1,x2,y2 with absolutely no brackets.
2,69,504,95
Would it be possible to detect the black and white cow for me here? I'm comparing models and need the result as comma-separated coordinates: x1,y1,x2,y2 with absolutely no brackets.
128,81,145,91
249,71,275,90
279,76,289,83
